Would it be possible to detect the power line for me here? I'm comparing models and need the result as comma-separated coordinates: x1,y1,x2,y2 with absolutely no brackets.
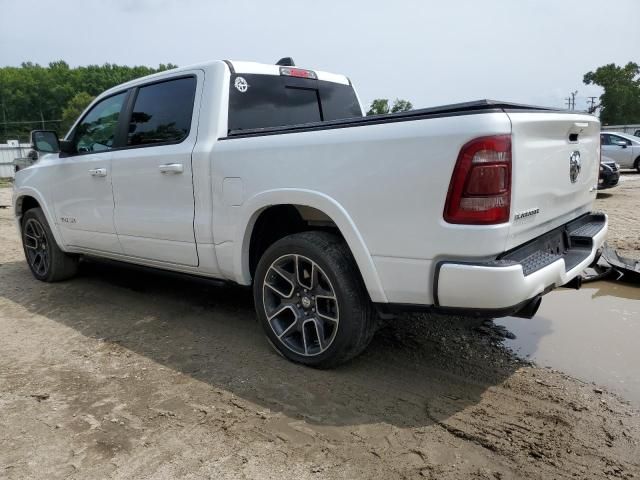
0,119,61,125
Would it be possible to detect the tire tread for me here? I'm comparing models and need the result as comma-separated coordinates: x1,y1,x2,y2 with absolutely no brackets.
22,208,78,282
254,231,376,368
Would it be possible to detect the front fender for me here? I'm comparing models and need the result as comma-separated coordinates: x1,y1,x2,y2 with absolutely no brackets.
13,185,65,249
235,189,388,303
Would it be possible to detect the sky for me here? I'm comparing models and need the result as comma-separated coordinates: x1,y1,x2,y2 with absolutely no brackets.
1,0,639,111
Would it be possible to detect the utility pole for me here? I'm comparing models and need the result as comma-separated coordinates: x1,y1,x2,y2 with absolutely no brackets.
565,97,572,110
1,99,6,140
587,96,598,114
570,91,578,110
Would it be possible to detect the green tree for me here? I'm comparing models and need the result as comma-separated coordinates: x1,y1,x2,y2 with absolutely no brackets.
390,98,413,113
0,61,177,142
367,98,390,116
583,62,640,124
366,98,413,116
60,92,95,133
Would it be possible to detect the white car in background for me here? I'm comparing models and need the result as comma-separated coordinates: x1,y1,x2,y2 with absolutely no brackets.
600,132,640,171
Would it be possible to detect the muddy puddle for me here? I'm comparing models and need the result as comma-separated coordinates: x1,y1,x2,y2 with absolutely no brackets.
495,280,640,405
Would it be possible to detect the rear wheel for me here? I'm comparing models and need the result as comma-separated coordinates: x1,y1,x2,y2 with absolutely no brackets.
21,208,78,282
634,156,640,173
253,231,377,368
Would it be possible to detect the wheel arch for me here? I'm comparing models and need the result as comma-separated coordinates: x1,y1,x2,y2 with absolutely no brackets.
13,188,65,248
235,189,387,303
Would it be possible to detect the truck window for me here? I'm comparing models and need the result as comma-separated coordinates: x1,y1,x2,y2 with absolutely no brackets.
127,76,197,147
228,74,362,133
74,92,127,153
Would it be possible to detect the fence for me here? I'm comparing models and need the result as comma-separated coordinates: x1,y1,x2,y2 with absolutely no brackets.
601,124,640,135
1,120,62,146
0,142,31,178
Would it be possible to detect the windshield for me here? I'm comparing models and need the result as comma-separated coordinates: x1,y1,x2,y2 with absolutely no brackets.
228,73,362,134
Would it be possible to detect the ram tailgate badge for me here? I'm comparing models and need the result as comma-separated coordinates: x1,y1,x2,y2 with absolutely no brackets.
569,151,581,183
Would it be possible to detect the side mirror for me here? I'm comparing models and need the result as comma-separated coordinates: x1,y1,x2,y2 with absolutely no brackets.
30,130,76,154
31,130,60,153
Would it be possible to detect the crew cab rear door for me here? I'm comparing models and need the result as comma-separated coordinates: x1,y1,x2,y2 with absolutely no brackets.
110,71,203,266
506,112,600,250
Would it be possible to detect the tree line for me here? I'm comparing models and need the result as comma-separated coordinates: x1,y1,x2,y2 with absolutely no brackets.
0,61,177,142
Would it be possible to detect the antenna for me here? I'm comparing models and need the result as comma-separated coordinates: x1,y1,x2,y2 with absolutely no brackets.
276,57,295,66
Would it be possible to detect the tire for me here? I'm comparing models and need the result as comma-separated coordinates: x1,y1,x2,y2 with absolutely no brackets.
21,208,78,282
635,157,640,173
253,231,377,368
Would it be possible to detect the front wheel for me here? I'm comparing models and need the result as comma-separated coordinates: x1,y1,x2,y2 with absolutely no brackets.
253,232,377,368
21,208,78,282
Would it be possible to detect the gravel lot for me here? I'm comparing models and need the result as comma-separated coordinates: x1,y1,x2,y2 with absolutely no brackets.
0,184,639,479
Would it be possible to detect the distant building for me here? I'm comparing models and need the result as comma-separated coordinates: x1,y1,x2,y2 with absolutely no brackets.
0,141,31,178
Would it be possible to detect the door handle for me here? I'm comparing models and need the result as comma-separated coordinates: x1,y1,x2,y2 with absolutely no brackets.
89,168,107,177
159,163,184,174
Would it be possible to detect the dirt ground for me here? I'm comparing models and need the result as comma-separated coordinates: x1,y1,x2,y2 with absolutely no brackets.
0,183,639,480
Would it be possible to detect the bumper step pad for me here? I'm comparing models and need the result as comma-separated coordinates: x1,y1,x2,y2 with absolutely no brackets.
500,213,606,277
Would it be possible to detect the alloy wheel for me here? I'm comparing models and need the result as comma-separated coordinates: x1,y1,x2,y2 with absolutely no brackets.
23,218,50,277
262,254,339,356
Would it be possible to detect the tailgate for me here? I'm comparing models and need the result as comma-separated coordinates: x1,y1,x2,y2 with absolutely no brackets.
506,112,600,250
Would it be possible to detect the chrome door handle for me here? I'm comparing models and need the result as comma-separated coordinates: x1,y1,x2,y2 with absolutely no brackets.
159,163,183,174
89,168,107,177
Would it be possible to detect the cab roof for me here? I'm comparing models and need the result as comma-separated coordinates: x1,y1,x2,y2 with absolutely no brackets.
101,59,351,98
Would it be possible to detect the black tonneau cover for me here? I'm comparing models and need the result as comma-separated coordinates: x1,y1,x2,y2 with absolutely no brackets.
225,99,562,139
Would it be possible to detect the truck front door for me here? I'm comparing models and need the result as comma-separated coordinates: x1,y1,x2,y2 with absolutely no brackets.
50,91,128,253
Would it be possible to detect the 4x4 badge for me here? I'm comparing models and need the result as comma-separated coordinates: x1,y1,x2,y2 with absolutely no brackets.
569,151,581,183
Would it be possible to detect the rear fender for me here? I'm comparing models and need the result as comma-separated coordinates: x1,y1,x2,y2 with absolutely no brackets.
236,189,388,303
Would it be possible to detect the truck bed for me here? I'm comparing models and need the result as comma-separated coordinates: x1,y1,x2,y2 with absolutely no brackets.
225,100,558,138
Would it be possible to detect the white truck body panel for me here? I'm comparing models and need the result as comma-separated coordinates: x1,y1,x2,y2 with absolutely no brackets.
506,112,600,250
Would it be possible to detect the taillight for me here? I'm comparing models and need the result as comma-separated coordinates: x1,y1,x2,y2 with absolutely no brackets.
444,135,512,224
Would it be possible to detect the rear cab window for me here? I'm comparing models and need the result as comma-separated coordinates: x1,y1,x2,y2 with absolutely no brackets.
228,70,362,134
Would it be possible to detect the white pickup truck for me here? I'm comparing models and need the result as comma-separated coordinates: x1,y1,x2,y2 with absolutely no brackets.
15,59,607,367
